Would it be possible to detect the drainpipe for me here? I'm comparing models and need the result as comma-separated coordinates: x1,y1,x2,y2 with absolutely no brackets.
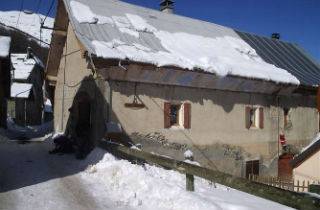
61,38,67,131
107,79,112,123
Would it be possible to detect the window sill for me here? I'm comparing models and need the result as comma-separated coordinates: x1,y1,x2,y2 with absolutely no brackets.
168,126,185,130
249,127,261,130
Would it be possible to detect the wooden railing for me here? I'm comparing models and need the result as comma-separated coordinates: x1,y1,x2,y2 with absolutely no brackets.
249,175,320,192
98,140,320,210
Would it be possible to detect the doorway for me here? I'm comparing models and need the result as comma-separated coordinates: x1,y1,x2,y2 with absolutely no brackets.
245,160,260,179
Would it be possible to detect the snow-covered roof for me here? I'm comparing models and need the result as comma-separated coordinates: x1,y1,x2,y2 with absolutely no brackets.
0,36,11,57
10,82,32,98
291,133,320,168
11,53,36,80
62,0,304,85
0,10,54,45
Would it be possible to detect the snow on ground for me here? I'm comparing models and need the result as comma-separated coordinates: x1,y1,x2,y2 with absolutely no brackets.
10,82,33,98
301,132,320,153
0,10,54,45
69,1,299,85
3,116,53,139
0,137,294,210
0,36,11,57
81,148,294,210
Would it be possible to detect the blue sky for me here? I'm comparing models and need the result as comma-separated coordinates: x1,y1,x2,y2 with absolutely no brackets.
1,0,319,62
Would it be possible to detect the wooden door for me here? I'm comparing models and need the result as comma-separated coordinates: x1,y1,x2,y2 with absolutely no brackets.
246,160,259,178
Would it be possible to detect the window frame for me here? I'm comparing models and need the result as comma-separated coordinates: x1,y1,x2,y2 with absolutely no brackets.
164,102,191,129
169,103,182,127
246,106,264,129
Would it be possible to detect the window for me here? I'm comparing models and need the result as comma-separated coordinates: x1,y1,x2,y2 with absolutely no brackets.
169,104,181,126
245,106,264,129
164,102,191,129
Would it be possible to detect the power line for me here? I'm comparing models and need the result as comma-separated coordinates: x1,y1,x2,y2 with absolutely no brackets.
42,0,55,25
16,0,25,28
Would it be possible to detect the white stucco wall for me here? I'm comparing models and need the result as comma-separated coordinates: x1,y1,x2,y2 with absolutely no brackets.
293,150,320,191
108,81,318,159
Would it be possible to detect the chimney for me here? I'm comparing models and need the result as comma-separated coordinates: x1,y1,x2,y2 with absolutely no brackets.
160,0,174,14
271,33,280,40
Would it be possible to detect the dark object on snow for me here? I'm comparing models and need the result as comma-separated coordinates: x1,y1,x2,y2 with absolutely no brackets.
49,135,74,154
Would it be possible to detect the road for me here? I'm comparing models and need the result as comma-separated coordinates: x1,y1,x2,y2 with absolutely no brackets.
0,138,131,210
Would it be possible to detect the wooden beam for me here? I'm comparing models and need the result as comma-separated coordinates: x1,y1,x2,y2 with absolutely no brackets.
52,30,67,37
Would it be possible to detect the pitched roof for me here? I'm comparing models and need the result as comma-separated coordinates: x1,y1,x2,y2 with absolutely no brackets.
10,82,32,98
11,54,36,80
62,0,320,86
291,134,320,168
237,31,320,86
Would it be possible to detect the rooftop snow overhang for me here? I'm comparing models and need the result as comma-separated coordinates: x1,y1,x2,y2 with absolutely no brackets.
11,54,36,80
10,82,33,98
61,0,309,86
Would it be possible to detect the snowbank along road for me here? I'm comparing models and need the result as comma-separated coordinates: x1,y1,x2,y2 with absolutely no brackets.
0,136,294,210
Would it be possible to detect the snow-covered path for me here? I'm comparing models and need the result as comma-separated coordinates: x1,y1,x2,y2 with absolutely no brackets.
0,138,294,210
0,140,131,210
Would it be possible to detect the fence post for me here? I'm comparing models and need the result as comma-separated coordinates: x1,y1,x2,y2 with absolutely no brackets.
184,150,195,192
297,180,300,192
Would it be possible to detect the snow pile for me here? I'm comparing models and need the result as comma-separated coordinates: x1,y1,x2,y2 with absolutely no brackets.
301,133,320,153
184,149,193,159
69,1,299,85
82,148,293,210
0,36,11,57
70,1,113,24
10,82,32,98
0,10,54,45
11,53,36,80
6,116,53,139
126,14,157,33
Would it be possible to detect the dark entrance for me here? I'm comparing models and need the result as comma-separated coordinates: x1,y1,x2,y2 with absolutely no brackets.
245,160,259,178
75,92,92,158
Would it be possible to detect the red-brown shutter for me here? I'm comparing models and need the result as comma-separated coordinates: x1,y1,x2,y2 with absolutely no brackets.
245,106,251,129
259,107,264,129
164,102,171,128
184,103,191,129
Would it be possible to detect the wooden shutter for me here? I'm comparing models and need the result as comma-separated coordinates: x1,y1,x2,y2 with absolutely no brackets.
164,102,171,128
245,106,251,129
259,107,264,129
184,103,191,129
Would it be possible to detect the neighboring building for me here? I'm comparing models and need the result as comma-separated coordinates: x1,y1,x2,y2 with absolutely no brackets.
0,36,11,128
8,49,45,126
46,0,320,177
291,135,320,189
